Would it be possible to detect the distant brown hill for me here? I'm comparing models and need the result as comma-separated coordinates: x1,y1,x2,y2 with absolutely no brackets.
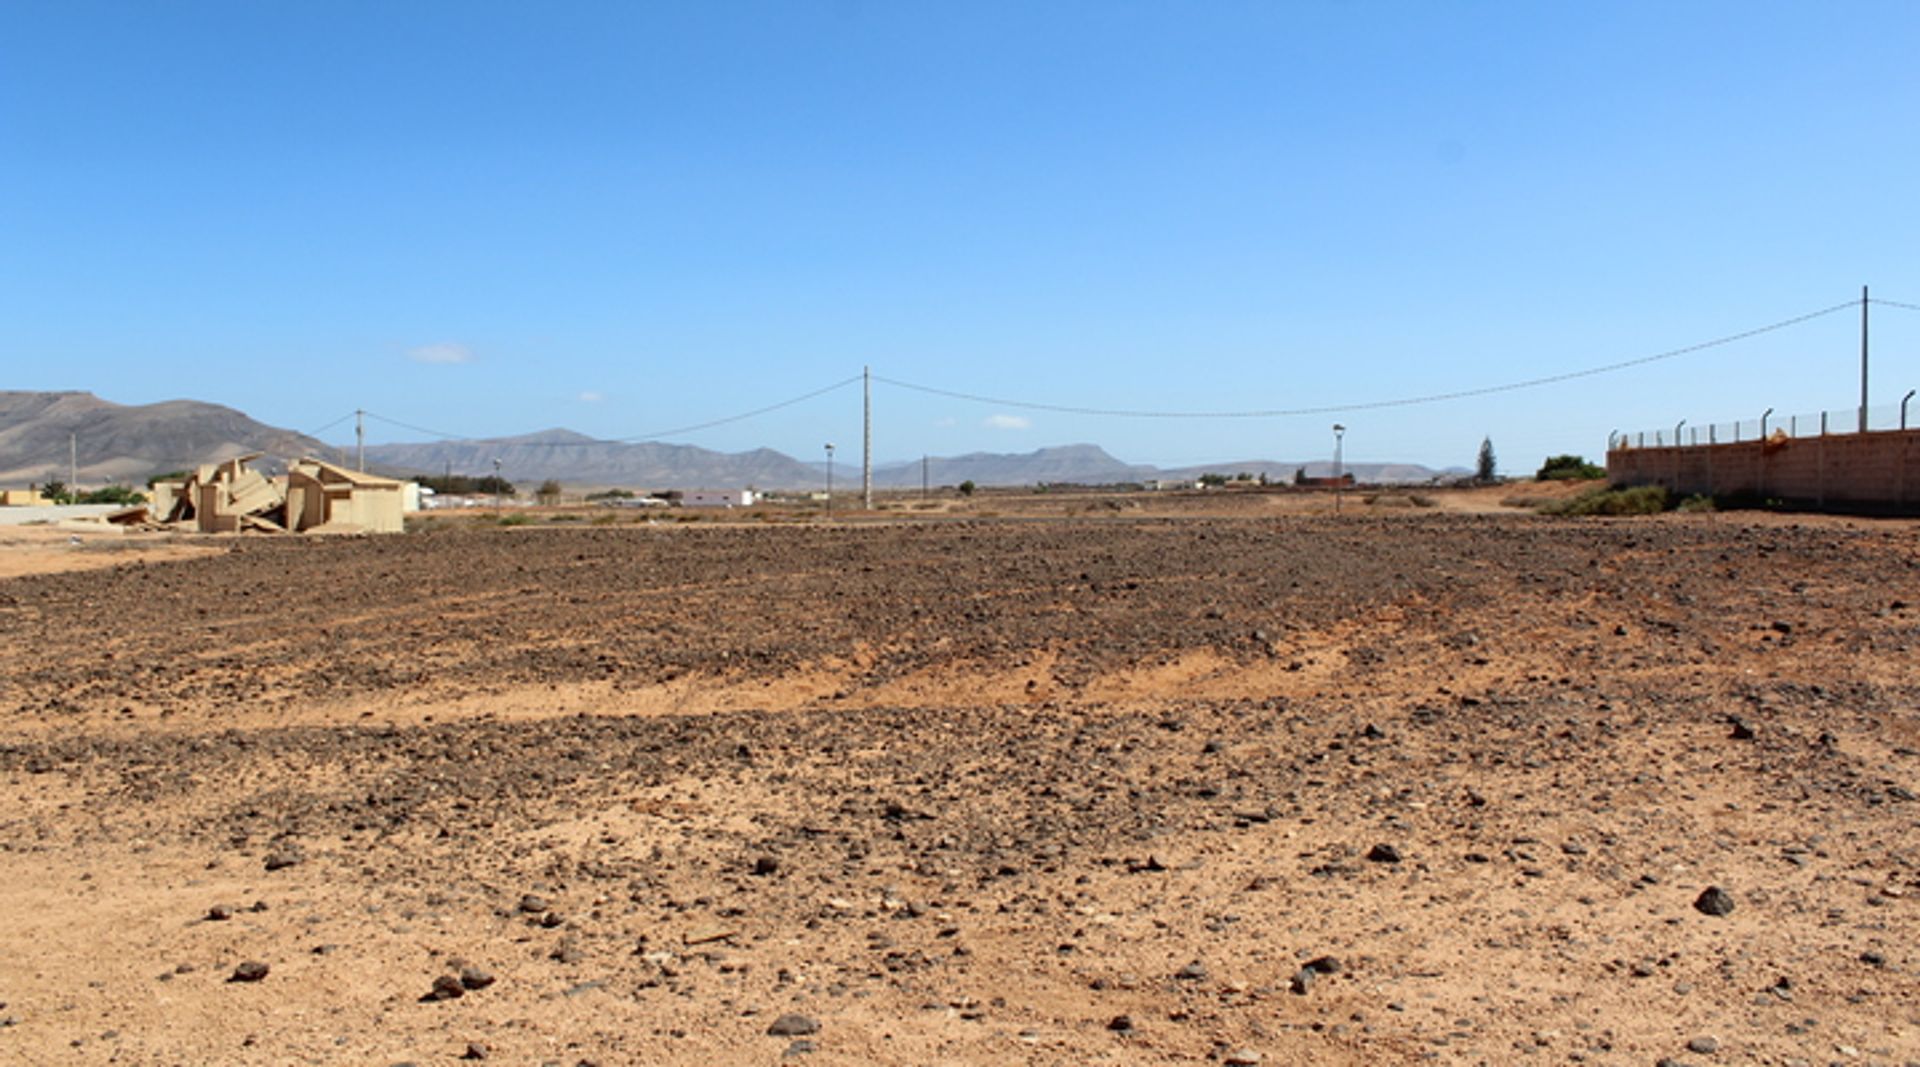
361,430,825,489
0,390,1461,491
0,391,332,486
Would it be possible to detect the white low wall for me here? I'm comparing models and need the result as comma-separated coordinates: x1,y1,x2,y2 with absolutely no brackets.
0,505,126,526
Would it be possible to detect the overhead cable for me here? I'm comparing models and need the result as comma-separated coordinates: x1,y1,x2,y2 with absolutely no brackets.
876,299,1861,418
357,374,863,447
301,412,357,439
612,374,863,443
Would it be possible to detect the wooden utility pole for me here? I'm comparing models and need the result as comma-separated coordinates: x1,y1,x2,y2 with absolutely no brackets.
1860,286,1870,433
69,432,77,496
356,409,366,471
861,366,872,510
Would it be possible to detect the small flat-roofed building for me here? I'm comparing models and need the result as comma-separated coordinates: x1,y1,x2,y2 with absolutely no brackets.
286,459,406,533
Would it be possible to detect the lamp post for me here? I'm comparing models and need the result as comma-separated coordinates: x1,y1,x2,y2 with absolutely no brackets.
824,443,835,519
1332,424,1346,513
1902,389,1916,431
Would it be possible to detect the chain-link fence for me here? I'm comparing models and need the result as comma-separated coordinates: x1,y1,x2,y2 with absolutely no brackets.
1613,398,1920,450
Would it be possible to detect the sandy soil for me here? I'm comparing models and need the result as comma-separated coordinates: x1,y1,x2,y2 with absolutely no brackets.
0,504,1916,1065
0,525,223,579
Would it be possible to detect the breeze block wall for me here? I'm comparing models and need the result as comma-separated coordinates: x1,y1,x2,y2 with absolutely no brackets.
1606,428,1920,512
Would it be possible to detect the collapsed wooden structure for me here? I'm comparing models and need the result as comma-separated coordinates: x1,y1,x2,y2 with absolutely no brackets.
149,455,406,534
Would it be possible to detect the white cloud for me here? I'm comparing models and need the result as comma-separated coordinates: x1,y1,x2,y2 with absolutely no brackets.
407,342,474,365
984,413,1031,430
578,391,604,403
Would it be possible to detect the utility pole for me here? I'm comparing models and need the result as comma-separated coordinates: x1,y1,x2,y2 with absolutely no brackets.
1332,424,1346,514
922,454,929,499
1860,285,1870,433
861,365,872,510
356,409,366,471
69,432,77,498
824,443,835,519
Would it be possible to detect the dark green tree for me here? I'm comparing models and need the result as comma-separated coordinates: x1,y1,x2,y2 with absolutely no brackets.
1475,438,1497,483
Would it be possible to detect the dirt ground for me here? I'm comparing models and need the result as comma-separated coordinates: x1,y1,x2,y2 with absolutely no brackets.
0,495,1916,1065
0,524,221,579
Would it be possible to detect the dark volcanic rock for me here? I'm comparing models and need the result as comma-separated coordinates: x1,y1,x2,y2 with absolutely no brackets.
766,1013,820,1037
1694,886,1736,917
1366,843,1403,864
229,961,270,983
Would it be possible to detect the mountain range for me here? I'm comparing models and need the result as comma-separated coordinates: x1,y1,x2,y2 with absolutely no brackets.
0,391,330,484
0,391,1460,490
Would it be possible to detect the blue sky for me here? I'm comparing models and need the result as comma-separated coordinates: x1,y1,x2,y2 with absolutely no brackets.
4,1,1918,473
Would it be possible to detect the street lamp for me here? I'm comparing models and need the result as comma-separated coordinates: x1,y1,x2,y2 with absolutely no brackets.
824,443,835,518
492,457,503,514
1332,424,1346,513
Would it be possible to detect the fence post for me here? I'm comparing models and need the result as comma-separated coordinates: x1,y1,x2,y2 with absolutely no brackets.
1818,432,1825,508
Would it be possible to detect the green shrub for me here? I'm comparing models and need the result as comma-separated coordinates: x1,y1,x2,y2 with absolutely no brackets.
1675,494,1716,513
1542,485,1670,516
79,485,147,505
1536,455,1607,481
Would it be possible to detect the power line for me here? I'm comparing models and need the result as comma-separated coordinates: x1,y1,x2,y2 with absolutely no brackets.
612,374,862,443
876,299,1862,419
1869,297,1920,314
362,411,475,442
356,374,864,448
302,412,358,438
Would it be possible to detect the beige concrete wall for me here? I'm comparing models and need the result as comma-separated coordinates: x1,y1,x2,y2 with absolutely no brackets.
1607,428,1920,510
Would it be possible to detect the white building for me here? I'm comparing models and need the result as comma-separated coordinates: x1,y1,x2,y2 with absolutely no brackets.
680,489,757,508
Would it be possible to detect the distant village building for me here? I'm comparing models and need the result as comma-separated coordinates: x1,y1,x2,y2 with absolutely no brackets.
679,489,757,508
